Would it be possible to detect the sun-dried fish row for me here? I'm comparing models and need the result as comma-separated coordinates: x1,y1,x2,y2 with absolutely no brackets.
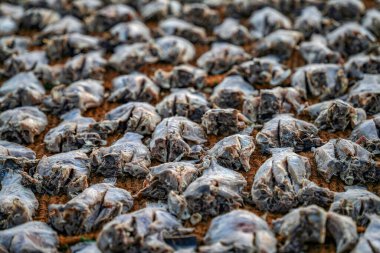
91,132,151,178
156,36,195,64
324,0,365,22
154,64,206,89
49,183,133,235
214,18,252,45
243,87,304,123
156,89,210,123
200,210,277,253
352,215,380,253
182,3,221,30
256,114,321,153
3,50,48,77
110,21,152,45
159,18,207,43
150,116,206,162
20,8,60,29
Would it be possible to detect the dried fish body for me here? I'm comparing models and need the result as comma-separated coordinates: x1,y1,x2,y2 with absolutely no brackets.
315,138,378,185
243,87,304,123
104,102,161,135
200,210,277,253
59,51,106,84
324,0,365,22
85,4,137,32
110,21,152,45
0,170,38,229
362,9,380,38
303,99,366,132
0,221,59,253
214,18,251,45
0,106,47,144
210,75,255,110
91,133,151,178
207,134,255,172
326,212,358,253
150,116,206,162
197,43,251,74
4,50,48,77
159,18,207,43
108,42,160,73
201,108,250,136
256,30,304,61
38,15,84,40
156,89,210,123
0,36,30,61
108,73,160,103
0,16,18,36
182,3,221,30
329,187,380,226
352,215,380,253
156,36,195,64
327,23,376,57
154,64,206,89
138,162,199,199
49,183,133,235
297,180,335,208
43,79,104,115
300,39,342,64
291,64,349,100
71,242,101,253
345,54,380,79
0,72,45,111
20,8,60,29
97,207,191,253
46,33,100,61
251,150,311,212
256,114,321,153
25,150,90,197
249,7,292,39
348,74,380,115
0,140,37,173
44,109,106,153
350,115,380,154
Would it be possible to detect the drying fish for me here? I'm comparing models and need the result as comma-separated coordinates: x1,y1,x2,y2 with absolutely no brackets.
91,133,151,178
249,7,292,39
324,0,365,21
302,99,366,132
59,51,106,84
139,0,182,21
86,4,137,32
234,57,291,86
156,36,195,64
352,215,380,253
156,89,210,123
0,36,30,61
33,63,61,86
362,9,380,38
297,180,335,208
0,221,59,253
345,54,380,79
207,134,255,172
110,21,152,45
291,64,349,100
197,43,251,74
168,160,246,220
327,23,376,57
39,15,83,38
43,79,104,115
150,116,206,162
274,205,358,253
159,18,207,43
71,242,101,253
200,210,277,253
210,75,256,110
108,42,160,73
49,183,133,235
0,16,18,36
202,108,251,136
243,87,304,123
23,150,90,197
182,3,221,30
251,150,311,212
20,8,60,29
45,33,100,61
108,73,160,103
256,114,322,153
256,30,304,61
0,170,38,229
3,50,48,77
97,207,193,253
138,162,199,200
44,109,106,153
348,74,380,115
0,106,47,144
299,38,342,64
330,187,380,226
0,72,45,111
214,18,251,45
154,64,206,89
101,102,161,135
315,139,378,185
350,115,380,154
0,141,37,173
